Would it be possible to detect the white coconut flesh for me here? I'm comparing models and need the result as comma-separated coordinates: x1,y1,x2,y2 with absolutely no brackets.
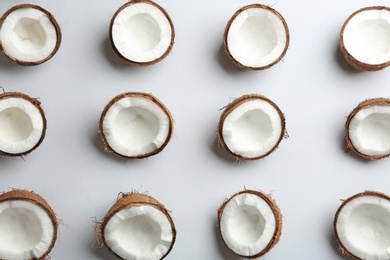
0,200,54,259
348,106,390,157
102,97,170,157
227,7,288,68
222,99,282,158
220,193,276,256
343,9,390,65
0,7,58,63
104,205,174,260
111,3,173,63
336,195,390,259
0,97,44,154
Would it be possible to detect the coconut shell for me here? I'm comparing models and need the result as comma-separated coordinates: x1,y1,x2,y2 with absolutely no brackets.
340,6,390,71
0,4,62,66
218,189,282,259
0,189,58,260
217,94,286,161
99,92,174,159
224,4,290,70
345,97,390,160
109,0,175,66
100,192,176,260
0,91,47,157
334,190,390,259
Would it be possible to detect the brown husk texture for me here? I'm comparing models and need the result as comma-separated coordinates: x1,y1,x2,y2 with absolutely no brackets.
217,94,286,161
100,192,176,260
334,190,390,259
345,98,390,160
0,92,47,157
217,189,282,258
98,92,174,159
340,6,390,71
0,4,62,66
109,0,175,66
0,189,58,260
224,4,290,70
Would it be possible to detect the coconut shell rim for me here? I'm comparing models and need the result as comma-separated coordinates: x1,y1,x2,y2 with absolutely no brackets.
0,4,62,66
109,0,175,67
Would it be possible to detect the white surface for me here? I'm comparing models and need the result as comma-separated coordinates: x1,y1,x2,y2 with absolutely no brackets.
1,0,390,259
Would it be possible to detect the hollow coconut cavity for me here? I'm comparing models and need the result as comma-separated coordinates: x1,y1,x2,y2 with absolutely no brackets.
224,4,289,70
340,6,390,71
218,94,286,161
334,191,390,260
0,92,46,157
99,92,173,159
100,192,176,260
110,0,175,66
0,189,57,260
345,98,390,160
218,190,282,258
0,4,61,65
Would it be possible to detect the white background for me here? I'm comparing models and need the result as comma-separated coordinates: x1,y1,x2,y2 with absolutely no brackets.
1,0,390,259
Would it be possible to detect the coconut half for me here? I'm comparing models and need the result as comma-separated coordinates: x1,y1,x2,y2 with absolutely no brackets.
218,190,282,258
99,92,173,159
110,0,175,66
0,4,61,65
218,94,286,160
345,98,390,160
334,191,390,260
224,4,289,70
0,92,46,156
0,189,57,260
100,192,176,260
340,6,390,71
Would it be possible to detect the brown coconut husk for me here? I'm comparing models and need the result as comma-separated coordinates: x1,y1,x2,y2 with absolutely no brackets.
0,4,62,66
224,4,290,70
0,91,47,157
99,192,176,260
217,94,286,161
217,189,283,259
345,98,390,160
334,190,390,259
0,189,58,260
98,92,174,159
340,6,390,71
109,0,175,66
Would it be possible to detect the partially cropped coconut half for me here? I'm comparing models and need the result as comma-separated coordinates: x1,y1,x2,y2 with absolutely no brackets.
0,91,46,156
345,98,390,160
218,94,286,161
99,92,173,159
0,189,58,260
99,192,176,260
218,190,282,258
0,4,61,65
334,191,390,260
340,6,390,71
224,4,289,70
110,0,175,66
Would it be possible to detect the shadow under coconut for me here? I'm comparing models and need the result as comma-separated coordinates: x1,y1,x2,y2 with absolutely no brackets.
89,237,117,260
334,45,361,75
327,223,348,259
91,130,131,165
216,44,251,75
214,220,240,260
210,132,243,165
338,127,373,164
0,52,22,71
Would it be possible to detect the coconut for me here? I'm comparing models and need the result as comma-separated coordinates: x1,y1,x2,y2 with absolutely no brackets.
334,191,390,260
99,192,176,260
0,189,58,260
340,6,390,71
218,190,282,258
0,4,61,66
218,94,286,161
345,98,390,160
0,91,46,157
99,92,173,159
224,4,289,70
110,0,175,66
